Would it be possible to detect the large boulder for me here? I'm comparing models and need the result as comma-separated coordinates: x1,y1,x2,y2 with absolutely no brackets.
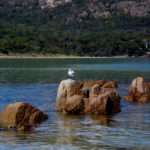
0,102,48,131
124,77,150,103
56,79,121,115
56,79,84,114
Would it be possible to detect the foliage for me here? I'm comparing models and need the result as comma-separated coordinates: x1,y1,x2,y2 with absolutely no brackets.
0,6,149,56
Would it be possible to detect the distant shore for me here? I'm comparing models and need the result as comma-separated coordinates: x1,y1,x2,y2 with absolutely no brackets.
0,53,129,59
0,53,149,59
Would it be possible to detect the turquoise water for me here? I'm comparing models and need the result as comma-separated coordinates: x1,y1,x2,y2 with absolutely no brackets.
0,58,150,150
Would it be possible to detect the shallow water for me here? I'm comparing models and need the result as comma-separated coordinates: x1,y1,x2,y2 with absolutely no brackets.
0,58,150,150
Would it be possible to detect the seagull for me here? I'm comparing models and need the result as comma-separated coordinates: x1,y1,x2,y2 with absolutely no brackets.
68,68,75,78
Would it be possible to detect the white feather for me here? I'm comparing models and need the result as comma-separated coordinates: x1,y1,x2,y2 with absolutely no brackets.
68,68,75,77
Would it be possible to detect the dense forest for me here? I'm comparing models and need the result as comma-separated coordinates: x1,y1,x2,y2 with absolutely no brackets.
0,0,150,56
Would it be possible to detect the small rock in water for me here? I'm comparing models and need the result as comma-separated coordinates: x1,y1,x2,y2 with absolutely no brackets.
124,77,150,103
0,102,48,131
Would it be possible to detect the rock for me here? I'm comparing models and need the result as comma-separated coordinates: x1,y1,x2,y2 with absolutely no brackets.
56,79,83,99
63,95,84,114
102,81,118,88
0,0,72,9
0,102,48,131
56,79,121,115
85,85,120,115
56,79,84,113
82,80,117,89
124,77,150,103
81,88,90,98
129,77,145,94
82,80,106,89
147,83,150,89
124,95,133,102
111,0,150,17
44,0,72,8
89,84,101,97
138,94,150,103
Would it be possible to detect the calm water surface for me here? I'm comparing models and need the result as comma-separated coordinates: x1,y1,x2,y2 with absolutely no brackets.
0,58,150,150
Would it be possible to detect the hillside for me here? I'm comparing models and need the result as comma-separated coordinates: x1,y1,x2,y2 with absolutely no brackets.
0,0,150,56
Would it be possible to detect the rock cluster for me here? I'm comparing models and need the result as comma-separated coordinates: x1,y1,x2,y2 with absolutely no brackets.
124,77,150,103
1,76,149,132
56,79,121,115
111,0,150,17
0,102,48,131
1,0,150,18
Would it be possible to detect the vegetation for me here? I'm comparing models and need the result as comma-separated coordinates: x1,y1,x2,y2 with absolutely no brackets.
0,6,150,57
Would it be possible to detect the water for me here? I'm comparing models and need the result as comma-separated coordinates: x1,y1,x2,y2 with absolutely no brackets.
0,58,150,150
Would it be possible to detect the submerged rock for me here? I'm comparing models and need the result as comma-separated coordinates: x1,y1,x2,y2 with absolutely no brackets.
0,102,48,131
124,77,150,103
56,79,121,115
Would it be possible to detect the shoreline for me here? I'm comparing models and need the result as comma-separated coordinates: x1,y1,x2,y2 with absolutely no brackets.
0,54,129,59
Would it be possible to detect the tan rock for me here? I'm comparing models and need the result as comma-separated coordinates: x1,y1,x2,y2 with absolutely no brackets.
85,89,120,115
0,102,48,131
129,77,145,94
89,84,101,97
56,79,121,115
56,79,82,99
102,81,118,88
82,80,106,89
63,95,84,114
56,79,83,111
124,95,134,102
125,77,150,103
138,94,150,103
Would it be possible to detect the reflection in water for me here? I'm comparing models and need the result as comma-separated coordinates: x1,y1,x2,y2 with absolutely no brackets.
55,113,114,150
56,113,83,145
89,115,111,126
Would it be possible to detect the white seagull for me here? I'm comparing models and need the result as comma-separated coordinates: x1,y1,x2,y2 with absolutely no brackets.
68,68,75,78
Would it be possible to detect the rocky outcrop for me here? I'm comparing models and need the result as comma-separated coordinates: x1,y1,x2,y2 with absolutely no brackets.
0,102,48,131
124,77,150,103
0,0,72,8
56,79,120,115
39,0,72,9
34,0,150,18
111,0,150,17
46,0,150,18
1,0,149,20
